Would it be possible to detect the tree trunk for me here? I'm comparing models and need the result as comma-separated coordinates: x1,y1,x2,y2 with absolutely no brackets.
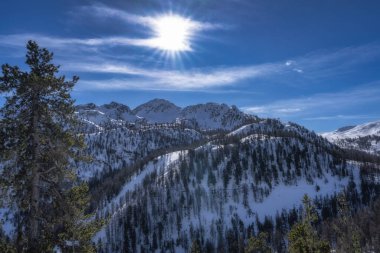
29,167,40,251
28,94,41,252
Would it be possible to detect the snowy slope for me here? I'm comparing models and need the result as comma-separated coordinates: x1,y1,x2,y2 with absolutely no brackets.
181,103,257,130
78,127,203,179
322,120,380,140
322,120,380,154
94,120,363,253
75,103,110,127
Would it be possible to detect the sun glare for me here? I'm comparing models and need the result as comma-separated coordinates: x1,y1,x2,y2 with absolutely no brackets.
149,14,196,52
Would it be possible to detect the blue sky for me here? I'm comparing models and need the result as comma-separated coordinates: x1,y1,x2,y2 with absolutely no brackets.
1,0,380,132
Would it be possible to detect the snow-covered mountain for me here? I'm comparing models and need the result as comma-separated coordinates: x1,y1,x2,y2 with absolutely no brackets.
75,100,258,179
132,99,181,123
75,102,138,131
76,99,257,131
181,103,255,130
322,120,380,140
93,118,372,253
322,120,380,154
99,102,138,122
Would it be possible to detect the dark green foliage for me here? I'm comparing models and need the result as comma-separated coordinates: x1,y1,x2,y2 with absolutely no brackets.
288,195,330,253
0,229,15,253
331,194,361,253
245,232,271,253
190,239,202,253
0,41,95,252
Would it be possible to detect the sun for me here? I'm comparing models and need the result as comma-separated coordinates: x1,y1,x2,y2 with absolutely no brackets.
149,14,196,52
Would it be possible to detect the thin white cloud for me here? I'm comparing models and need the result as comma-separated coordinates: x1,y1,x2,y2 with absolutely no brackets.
70,62,284,90
293,68,303,73
1,33,379,92
71,5,223,51
285,60,294,66
293,43,380,79
0,34,180,50
84,5,224,31
304,115,380,121
242,82,380,118
276,108,302,113
0,32,294,90
0,5,224,52
0,6,222,52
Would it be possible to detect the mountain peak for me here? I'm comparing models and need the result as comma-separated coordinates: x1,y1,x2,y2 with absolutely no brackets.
181,102,255,130
76,103,97,111
132,99,181,123
133,99,180,111
101,101,132,112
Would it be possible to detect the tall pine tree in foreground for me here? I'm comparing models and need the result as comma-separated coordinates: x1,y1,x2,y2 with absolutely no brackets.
0,41,96,252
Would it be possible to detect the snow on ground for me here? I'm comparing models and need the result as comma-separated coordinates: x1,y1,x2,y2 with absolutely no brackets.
0,207,14,236
170,164,360,253
102,150,184,215
252,167,359,219
322,120,380,141
227,122,263,137
93,150,186,242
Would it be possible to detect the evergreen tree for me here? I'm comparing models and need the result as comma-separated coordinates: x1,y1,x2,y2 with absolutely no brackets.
190,239,202,253
244,232,271,253
0,226,15,253
0,41,94,252
288,195,330,253
332,193,361,253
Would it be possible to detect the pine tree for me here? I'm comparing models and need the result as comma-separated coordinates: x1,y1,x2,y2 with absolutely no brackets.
190,239,202,253
288,195,330,253
0,225,15,253
332,193,362,253
244,232,271,253
0,41,94,252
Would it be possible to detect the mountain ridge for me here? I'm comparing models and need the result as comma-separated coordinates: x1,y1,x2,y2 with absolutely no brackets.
322,119,380,155
76,99,258,131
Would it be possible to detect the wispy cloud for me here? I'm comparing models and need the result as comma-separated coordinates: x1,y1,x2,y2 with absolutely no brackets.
286,43,380,79
70,62,285,90
304,114,380,121
83,5,223,31
0,4,222,52
242,81,380,118
0,32,298,90
0,34,175,50
1,31,380,92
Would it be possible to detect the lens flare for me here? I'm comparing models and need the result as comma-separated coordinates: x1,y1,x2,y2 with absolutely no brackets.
147,14,196,52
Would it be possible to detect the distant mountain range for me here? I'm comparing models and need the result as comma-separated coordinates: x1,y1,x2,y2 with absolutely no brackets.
75,99,257,131
322,120,380,155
